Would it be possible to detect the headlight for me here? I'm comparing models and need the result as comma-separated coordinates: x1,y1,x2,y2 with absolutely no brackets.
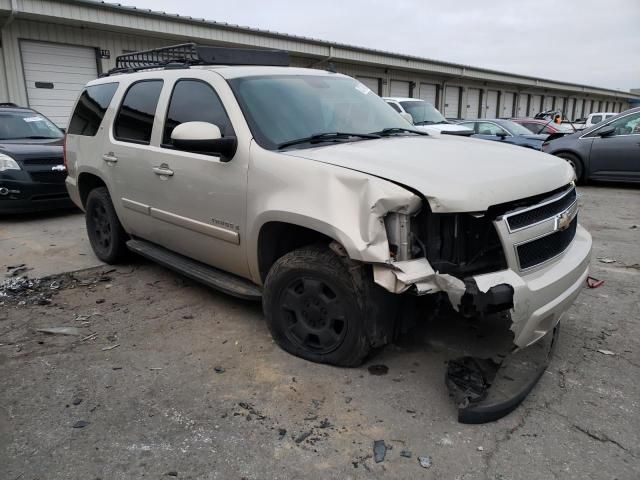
0,153,21,171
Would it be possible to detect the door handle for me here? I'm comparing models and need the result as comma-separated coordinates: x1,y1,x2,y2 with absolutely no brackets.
102,152,118,164
152,165,174,177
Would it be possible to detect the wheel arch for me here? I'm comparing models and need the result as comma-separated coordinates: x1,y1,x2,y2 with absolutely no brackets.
77,171,108,208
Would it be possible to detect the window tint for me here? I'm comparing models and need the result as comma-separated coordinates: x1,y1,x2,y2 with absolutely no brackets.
68,83,118,136
387,102,402,113
521,122,541,133
459,122,477,133
590,115,602,124
477,122,508,136
162,80,234,145
604,112,640,136
114,80,163,144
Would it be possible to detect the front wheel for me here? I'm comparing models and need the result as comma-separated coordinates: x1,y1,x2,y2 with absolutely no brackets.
85,186,129,263
263,245,374,367
557,153,584,184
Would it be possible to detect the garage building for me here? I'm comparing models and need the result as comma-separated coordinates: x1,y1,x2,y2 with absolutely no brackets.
1,0,638,127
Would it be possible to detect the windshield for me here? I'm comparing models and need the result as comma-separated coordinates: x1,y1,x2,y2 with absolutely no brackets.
0,111,63,140
399,100,446,124
501,120,536,136
229,75,411,149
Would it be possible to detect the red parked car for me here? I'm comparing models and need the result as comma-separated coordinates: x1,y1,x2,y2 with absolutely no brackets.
511,118,575,135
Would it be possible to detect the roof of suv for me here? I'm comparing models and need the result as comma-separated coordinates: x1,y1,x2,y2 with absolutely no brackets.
94,65,344,84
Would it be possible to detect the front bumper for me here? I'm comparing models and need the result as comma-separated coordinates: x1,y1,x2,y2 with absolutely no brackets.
469,224,591,347
0,176,72,214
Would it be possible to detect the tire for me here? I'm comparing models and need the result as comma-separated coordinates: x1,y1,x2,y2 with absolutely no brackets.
263,245,378,367
556,153,584,184
85,186,129,263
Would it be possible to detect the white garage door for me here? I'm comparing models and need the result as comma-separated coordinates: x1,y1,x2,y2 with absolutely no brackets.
390,80,410,98
444,86,460,118
530,95,542,116
555,97,565,114
566,98,575,120
486,90,499,118
517,93,528,117
466,88,481,119
584,100,592,115
21,41,98,127
574,98,584,118
501,92,515,118
418,83,437,105
357,76,380,95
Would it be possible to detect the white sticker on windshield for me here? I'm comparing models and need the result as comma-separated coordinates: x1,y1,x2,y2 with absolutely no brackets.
355,83,371,95
23,116,44,122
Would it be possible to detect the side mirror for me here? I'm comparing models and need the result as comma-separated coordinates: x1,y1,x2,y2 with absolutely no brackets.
399,112,414,124
496,131,508,139
171,121,237,161
597,125,616,138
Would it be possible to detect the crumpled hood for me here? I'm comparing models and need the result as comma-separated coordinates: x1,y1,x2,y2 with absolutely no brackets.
282,135,574,212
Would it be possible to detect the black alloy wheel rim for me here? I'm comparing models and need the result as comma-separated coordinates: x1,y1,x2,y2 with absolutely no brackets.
279,276,348,354
90,202,112,251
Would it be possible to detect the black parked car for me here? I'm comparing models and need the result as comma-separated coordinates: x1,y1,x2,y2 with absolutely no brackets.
0,104,71,214
458,119,548,150
542,107,640,183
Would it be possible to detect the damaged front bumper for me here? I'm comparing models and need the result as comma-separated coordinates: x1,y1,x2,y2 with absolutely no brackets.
374,224,591,348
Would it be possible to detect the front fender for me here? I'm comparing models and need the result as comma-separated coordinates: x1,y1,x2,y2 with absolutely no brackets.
246,145,422,283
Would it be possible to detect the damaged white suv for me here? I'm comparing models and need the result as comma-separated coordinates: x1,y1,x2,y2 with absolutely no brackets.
65,45,591,421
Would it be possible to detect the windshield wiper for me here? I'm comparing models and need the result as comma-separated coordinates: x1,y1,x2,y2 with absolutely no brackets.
371,127,428,136
414,120,436,125
277,132,380,149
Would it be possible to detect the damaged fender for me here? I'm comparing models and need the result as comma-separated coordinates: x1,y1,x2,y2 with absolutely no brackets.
246,146,422,284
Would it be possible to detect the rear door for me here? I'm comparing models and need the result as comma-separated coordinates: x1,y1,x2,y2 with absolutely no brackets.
389,80,410,98
444,86,461,118
149,74,249,277
418,83,437,105
588,111,640,180
466,88,481,119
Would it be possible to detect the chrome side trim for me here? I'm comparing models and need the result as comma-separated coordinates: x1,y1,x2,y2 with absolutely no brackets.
150,208,240,245
122,198,151,215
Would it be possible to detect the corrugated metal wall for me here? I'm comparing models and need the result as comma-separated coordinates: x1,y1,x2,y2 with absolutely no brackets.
0,18,632,122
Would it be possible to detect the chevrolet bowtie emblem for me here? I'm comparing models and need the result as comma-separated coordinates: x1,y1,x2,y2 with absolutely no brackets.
51,164,66,172
554,211,573,231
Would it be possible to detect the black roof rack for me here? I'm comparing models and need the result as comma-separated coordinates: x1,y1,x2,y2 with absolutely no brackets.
107,43,289,76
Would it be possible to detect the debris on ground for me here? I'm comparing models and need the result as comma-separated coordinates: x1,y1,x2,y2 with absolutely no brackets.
368,364,389,376
445,357,500,407
72,420,90,428
6,264,31,277
373,440,386,463
344,396,352,404
597,349,615,356
165,472,178,477
72,397,83,406
597,257,616,264
36,327,82,336
294,430,312,444
214,366,225,373
477,446,484,451
586,276,605,289
400,450,412,458
418,455,432,469
182,314,194,319
278,428,287,440
101,344,120,351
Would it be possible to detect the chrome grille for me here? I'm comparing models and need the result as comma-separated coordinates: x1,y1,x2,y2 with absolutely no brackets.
496,185,579,272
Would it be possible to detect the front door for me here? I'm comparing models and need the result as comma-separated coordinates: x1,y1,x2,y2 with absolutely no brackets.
588,111,640,181
148,75,249,278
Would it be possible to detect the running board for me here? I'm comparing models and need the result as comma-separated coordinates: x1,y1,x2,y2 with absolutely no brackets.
126,239,262,301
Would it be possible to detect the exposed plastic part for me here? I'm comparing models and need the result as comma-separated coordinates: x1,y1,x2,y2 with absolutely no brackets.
447,324,559,424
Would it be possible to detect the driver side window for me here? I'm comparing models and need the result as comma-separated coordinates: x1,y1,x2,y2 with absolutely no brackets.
605,112,640,136
162,79,235,147
477,122,507,136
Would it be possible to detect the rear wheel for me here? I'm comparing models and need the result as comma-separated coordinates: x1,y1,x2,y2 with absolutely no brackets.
85,187,128,263
556,153,584,183
263,245,374,366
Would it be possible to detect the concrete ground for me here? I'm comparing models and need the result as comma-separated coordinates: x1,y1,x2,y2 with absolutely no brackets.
1,185,639,480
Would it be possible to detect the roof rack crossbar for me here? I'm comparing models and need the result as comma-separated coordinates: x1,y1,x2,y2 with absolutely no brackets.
107,43,289,75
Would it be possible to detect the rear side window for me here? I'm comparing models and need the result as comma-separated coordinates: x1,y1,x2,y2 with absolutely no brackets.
114,80,163,144
387,102,402,113
68,83,118,136
162,80,234,146
590,115,602,124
